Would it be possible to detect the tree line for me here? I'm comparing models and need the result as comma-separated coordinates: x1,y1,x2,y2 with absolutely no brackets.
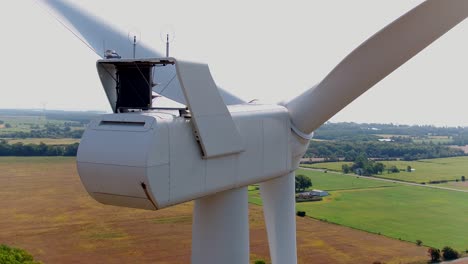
306,140,464,161
0,140,78,156
1,123,84,139
315,122,468,141
341,153,401,176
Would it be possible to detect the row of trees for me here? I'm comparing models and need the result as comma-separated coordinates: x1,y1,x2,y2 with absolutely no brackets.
428,246,460,262
452,133,468,146
0,141,78,156
314,122,468,141
306,140,464,161
341,153,386,176
1,123,84,139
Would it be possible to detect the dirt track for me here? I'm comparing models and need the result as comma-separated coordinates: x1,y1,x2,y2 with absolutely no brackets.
0,157,428,263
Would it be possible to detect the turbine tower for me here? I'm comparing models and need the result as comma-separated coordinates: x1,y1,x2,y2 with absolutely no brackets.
38,1,468,263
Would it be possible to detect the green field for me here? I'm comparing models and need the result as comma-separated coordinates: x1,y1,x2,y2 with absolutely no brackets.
0,156,74,165
412,137,453,144
247,172,399,205
302,161,348,171
302,156,468,183
297,169,468,250
296,170,398,191
5,138,80,145
0,114,85,136
0,116,51,134
438,181,468,191
1,157,431,263
250,169,468,251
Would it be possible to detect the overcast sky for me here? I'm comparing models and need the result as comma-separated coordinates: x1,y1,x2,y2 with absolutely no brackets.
1,1,468,126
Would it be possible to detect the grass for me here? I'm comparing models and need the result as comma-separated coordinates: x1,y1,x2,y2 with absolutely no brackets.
438,181,468,191
302,161,349,172
0,115,84,136
0,157,430,263
0,156,73,165
0,116,48,134
293,169,468,251
249,169,468,251
6,138,79,145
296,170,398,191
248,186,263,206
303,156,468,183
374,134,411,138
412,137,453,144
0,115,64,127
297,185,468,251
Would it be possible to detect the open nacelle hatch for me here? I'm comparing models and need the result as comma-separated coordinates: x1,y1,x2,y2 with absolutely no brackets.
97,58,176,113
96,57,244,159
115,63,152,110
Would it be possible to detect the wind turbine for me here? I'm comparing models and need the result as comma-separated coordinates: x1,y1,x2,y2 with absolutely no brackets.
38,1,468,263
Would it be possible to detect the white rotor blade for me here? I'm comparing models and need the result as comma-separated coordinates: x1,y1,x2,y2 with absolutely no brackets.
37,0,245,106
286,0,468,135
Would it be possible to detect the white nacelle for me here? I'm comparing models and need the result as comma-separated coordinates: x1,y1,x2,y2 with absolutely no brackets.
77,104,292,210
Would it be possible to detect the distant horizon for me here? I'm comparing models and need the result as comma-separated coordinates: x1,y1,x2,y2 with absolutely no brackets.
0,107,108,114
2,107,468,128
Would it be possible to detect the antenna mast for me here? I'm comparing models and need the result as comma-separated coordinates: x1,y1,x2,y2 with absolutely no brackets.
133,35,137,58
128,29,140,58
160,25,174,57
166,34,170,57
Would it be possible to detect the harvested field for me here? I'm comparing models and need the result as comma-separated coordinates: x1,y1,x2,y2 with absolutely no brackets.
0,157,428,263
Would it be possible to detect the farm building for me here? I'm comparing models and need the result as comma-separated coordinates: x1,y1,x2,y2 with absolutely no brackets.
309,189,329,197
298,190,329,197
378,138,393,142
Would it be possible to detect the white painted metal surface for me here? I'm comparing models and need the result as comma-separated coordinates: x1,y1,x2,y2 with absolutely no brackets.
192,187,249,264
175,60,244,159
77,104,291,210
97,57,245,159
260,173,297,264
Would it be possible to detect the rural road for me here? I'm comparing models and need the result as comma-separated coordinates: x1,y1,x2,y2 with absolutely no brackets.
300,167,468,193
441,257,468,263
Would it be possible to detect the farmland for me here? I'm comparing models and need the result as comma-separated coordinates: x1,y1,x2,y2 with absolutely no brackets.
303,156,468,183
5,138,80,145
0,110,88,156
292,169,468,251
0,115,75,135
0,109,96,144
0,157,428,264
438,181,468,191
375,134,454,144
